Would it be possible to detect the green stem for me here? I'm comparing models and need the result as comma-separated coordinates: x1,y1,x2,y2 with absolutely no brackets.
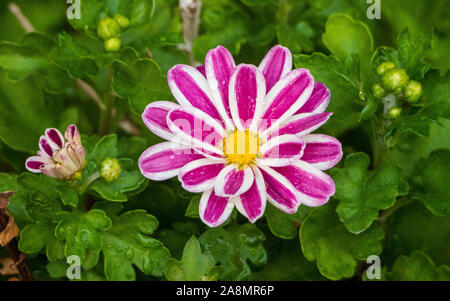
377,198,413,224
78,171,101,195
369,117,388,169
98,68,115,136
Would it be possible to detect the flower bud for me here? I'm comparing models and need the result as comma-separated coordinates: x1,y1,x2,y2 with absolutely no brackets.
113,14,130,29
372,83,386,99
388,107,402,119
376,61,395,76
100,158,122,182
404,80,423,103
97,18,121,40
104,37,122,52
381,68,409,92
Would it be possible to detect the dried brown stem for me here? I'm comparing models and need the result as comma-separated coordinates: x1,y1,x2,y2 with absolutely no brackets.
179,0,202,65
8,2,35,33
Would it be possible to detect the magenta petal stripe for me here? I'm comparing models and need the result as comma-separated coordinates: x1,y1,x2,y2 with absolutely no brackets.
179,158,226,193
296,82,330,114
259,69,314,135
65,124,80,144
301,134,343,170
25,156,48,173
229,64,266,131
233,166,266,223
258,165,300,213
274,161,335,207
45,128,64,149
199,188,234,227
258,134,305,167
196,65,206,77
167,64,222,121
167,107,225,155
205,46,236,130
139,142,204,180
268,112,332,139
142,101,180,141
214,165,254,197
39,136,55,158
258,45,292,92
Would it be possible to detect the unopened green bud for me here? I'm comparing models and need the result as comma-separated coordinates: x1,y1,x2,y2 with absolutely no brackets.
388,107,402,119
104,37,122,52
376,61,395,76
113,14,130,29
100,158,121,182
97,18,121,40
72,171,83,181
372,83,386,99
381,68,409,92
404,80,423,103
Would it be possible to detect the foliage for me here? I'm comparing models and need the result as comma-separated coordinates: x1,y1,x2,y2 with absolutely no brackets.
0,0,449,281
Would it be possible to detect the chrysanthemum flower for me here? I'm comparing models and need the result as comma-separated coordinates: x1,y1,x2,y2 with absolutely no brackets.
25,124,85,179
139,45,342,227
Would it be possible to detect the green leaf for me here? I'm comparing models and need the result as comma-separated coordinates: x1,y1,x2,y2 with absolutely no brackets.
112,58,172,114
54,209,112,265
95,202,170,280
385,251,450,281
397,29,432,79
19,222,64,262
184,195,200,219
329,153,409,233
300,202,384,280
164,236,220,281
158,221,201,260
265,203,311,239
411,149,450,216
68,0,106,36
322,13,374,83
0,32,72,93
57,186,79,207
107,0,155,27
294,53,361,136
0,173,30,228
383,201,450,267
87,134,119,167
50,32,98,79
249,240,325,281
0,74,77,153
199,224,267,280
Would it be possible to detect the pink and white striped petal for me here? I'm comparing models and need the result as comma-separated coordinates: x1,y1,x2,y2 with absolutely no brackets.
45,128,64,150
258,45,292,92
258,164,300,214
257,134,305,167
233,166,266,223
25,156,50,173
214,165,254,197
138,142,204,181
142,101,180,141
39,136,57,158
167,64,222,121
274,161,335,207
179,158,226,193
205,46,236,130
167,107,225,156
199,188,234,227
196,65,206,77
258,69,314,135
266,112,332,139
301,134,343,170
65,124,81,144
296,82,330,114
229,64,266,132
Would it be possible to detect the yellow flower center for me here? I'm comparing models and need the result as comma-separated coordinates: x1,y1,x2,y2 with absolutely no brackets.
222,130,261,168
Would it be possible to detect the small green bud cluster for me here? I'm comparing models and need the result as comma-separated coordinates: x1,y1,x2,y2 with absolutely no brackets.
97,14,130,52
372,61,423,119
